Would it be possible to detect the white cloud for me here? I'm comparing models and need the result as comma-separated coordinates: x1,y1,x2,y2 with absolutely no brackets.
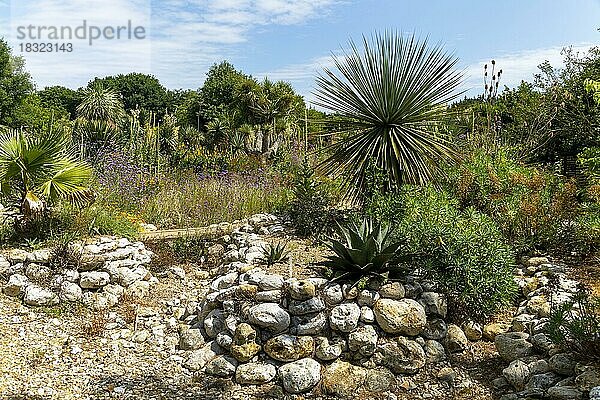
462,43,595,95
6,0,337,89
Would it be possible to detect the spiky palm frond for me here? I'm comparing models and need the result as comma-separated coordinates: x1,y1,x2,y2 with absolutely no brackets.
77,84,125,125
314,31,464,200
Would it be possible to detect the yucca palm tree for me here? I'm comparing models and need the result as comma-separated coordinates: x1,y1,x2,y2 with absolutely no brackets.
314,31,463,199
0,128,92,217
77,84,125,127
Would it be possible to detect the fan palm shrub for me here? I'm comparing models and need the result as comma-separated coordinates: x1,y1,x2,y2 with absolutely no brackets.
314,31,463,199
0,128,92,218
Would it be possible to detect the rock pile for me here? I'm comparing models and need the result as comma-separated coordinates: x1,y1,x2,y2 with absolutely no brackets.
494,256,600,400
1,236,155,309
178,215,473,396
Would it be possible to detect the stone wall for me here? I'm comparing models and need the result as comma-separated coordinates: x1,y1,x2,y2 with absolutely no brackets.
180,216,475,396
493,257,600,400
1,237,155,309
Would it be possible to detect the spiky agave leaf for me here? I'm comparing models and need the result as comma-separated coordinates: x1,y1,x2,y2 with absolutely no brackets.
314,31,463,200
318,217,408,285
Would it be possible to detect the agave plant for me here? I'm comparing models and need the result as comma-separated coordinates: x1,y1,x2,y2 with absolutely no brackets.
314,31,463,199
0,128,92,217
318,218,411,285
258,241,290,268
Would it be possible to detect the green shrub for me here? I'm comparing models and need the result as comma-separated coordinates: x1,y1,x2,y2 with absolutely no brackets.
288,161,337,237
445,149,579,254
395,185,518,322
171,236,208,264
546,292,600,361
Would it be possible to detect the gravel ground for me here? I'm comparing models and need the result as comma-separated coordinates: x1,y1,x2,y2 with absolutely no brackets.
0,241,507,400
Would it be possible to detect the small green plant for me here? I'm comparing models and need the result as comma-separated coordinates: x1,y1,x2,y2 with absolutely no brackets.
48,231,82,270
171,236,209,264
258,241,290,267
546,292,600,361
289,160,336,237
318,218,410,286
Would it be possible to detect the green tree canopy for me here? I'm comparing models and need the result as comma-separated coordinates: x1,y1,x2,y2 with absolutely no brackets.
0,38,36,127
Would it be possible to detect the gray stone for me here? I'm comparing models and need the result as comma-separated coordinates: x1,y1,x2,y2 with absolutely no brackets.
329,303,361,332
59,282,82,302
25,263,51,281
503,360,531,391
288,279,315,300
365,367,396,392
24,285,59,306
315,336,344,361
546,386,583,400
235,362,277,384
379,282,405,299
216,332,233,350
204,309,226,338
348,324,378,356
79,271,110,289
289,297,326,315
179,326,205,350
422,318,447,340
373,336,426,374
357,289,380,307
210,272,239,291
3,274,29,297
360,306,375,323
531,333,554,353
264,334,314,362
204,355,238,377
526,372,562,392
549,353,576,376
373,298,426,336
279,358,321,393
257,274,284,290
495,332,534,362
322,360,367,397
183,341,223,371
255,290,283,302
589,386,600,400
445,324,468,353
424,340,446,363
248,303,290,333
291,312,327,335
418,292,447,318
63,269,79,283
323,284,344,305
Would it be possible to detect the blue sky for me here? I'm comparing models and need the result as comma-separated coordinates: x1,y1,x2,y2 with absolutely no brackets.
0,0,599,104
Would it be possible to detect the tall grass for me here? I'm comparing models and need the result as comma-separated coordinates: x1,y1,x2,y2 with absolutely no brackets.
95,151,292,229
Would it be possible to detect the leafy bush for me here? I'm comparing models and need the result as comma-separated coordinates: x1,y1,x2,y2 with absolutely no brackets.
288,161,337,237
395,185,517,322
318,218,411,286
546,292,600,361
445,150,579,254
